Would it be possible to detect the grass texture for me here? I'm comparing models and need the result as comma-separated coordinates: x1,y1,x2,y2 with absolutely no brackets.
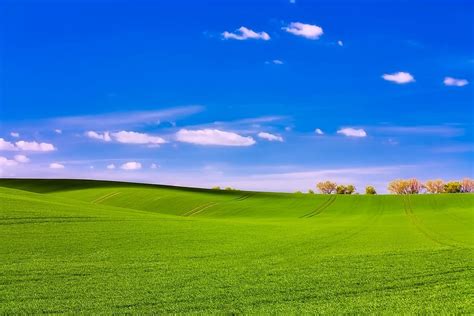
0,179,472,313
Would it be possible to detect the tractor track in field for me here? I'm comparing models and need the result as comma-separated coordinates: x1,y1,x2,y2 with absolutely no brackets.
233,193,254,201
182,202,219,217
299,195,336,218
403,195,463,249
91,192,121,204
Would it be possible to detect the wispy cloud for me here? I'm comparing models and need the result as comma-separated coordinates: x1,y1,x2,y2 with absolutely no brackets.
337,127,367,137
222,27,270,41
112,131,166,145
49,162,65,169
382,72,415,84
10,132,19,138
120,161,142,170
266,59,284,65
258,132,284,142
432,144,474,153
283,22,323,39
315,128,324,135
443,77,469,87
373,125,464,137
48,105,203,130
176,129,256,146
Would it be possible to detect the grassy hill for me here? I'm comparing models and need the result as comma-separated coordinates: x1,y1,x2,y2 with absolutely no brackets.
0,178,472,313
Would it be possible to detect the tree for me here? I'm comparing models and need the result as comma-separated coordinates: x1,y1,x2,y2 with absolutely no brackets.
211,186,221,190
406,178,423,194
308,189,315,194
316,181,337,194
365,186,376,195
461,178,474,193
388,179,407,194
388,178,423,194
336,184,355,194
445,181,461,193
336,185,347,194
424,179,445,194
345,185,356,195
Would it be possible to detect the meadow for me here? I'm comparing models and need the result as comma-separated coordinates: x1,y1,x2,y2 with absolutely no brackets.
0,179,472,313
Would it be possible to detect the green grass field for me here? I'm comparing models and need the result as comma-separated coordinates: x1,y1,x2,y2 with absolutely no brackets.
0,178,472,313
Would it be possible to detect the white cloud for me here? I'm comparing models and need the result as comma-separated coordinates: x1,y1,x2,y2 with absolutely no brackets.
337,40,343,46
382,72,415,84
49,162,65,169
112,131,166,145
55,129,62,134
258,132,284,142
444,77,468,87
0,156,18,167
176,129,256,146
289,0,296,3
10,132,19,138
222,26,270,41
315,128,324,135
106,164,116,170
337,127,367,137
15,141,56,152
283,22,323,39
268,59,283,65
0,138,16,151
151,163,158,169
120,161,142,170
14,154,30,163
85,131,111,142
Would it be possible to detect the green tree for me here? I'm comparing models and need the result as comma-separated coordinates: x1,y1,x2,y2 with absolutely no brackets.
345,185,356,195
365,186,377,195
444,181,461,193
336,185,347,194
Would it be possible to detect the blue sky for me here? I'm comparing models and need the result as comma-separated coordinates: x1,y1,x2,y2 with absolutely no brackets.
0,0,473,192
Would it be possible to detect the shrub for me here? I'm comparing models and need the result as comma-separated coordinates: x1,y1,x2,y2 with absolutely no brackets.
424,180,445,194
225,187,235,191
211,186,221,190
461,178,474,193
365,186,376,195
444,181,461,193
308,189,315,194
316,181,337,194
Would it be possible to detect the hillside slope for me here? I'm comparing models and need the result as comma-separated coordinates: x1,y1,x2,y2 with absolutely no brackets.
0,179,472,313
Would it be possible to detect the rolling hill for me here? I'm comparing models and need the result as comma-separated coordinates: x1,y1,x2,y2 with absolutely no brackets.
0,178,472,313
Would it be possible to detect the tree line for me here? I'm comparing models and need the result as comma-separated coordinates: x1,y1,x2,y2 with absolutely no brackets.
314,178,473,195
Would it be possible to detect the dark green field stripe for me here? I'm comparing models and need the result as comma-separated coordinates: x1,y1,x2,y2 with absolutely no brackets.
300,195,336,218
403,196,463,249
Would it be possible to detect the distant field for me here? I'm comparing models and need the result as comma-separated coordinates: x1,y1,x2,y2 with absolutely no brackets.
0,179,472,313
